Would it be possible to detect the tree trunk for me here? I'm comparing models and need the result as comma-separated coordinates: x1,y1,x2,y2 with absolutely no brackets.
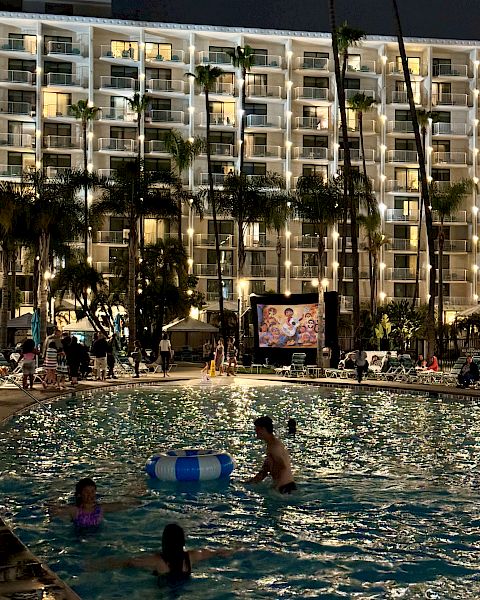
372,253,378,317
83,119,89,261
39,232,49,352
316,235,326,367
276,235,282,293
205,88,227,346
329,0,360,348
392,0,435,355
127,208,137,352
240,66,246,174
438,223,444,358
0,250,9,348
412,127,426,310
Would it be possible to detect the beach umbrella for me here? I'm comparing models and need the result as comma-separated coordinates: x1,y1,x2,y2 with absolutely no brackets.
31,308,41,349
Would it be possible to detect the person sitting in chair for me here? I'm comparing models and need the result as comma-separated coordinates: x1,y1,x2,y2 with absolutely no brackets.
458,355,479,388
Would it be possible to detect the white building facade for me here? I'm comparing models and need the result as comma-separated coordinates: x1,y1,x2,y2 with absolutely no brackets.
0,11,479,317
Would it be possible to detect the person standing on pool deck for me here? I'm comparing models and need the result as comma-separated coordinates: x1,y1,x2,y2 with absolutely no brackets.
247,416,296,494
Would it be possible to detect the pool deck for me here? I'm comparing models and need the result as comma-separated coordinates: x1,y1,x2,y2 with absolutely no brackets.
1,367,479,599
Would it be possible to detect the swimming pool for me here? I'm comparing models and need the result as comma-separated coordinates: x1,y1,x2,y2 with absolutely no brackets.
1,380,480,599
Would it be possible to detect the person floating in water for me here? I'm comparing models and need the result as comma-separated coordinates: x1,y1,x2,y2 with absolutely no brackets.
102,523,236,581
50,477,136,528
247,416,297,494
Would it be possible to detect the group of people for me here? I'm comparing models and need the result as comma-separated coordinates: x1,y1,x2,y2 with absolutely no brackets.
51,415,295,582
202,337,238,378
258,306,318,348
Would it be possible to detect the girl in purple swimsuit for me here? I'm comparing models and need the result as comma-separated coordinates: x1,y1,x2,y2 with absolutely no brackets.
50,477,136,528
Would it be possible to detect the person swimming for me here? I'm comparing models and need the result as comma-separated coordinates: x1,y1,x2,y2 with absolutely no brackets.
102,523,236,581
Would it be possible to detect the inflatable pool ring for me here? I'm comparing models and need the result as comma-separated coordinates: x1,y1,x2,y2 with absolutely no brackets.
146,449,234,481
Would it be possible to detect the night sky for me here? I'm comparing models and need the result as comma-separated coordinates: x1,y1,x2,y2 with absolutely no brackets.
113,0,480,41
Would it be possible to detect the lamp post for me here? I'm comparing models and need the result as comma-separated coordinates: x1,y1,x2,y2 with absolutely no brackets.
237,278,248,356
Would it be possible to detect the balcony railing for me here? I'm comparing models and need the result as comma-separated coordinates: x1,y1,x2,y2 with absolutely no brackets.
433,151,467,165
388,62,423,76
95,261,113,274
207,82,234,95
145,49,185,63
198,51,232,65
294,86,329,101
47,41,82,56
390,91,422,104
295,56,329,71
385,208,419,222
432,93,468,106
45,166,72,178
98,106,136,121
44,135,81,149
387,180,420,193
195,263,234,276
207,143,235,156
199,172,227,186
20,291,34,305
0,133,33,148
245,114,282,128
94,231,128,244
294,116,329,130
390,238,419,251
338,148,375,161
194,233,234,246
0,37,36,54
200,113,235,127
294,146,328,160
0,164,22,177
98,137,136,152
0,69,34,84
432,210,467,223
43,104,73,118
248,264,277,277
147,79,186,93
443,296,475,307
245,145,281,158
0,101,33,115
346,60,376,73
245,234,274,247
433,63,468,77
342,119,376,133
386,150,418,162
342,267,369,279
292,235,327,249
345,88,376,100
99,45,138,60
291,265,319,278
46,72,82,87
387,267,417,280
251,54,282,68
434,239,468,252
433,122,468,135
388,120,414,133
438,269,468,282
149,109,185,124
146,139,167,153
206,291,235,302
100,76,137,90
246,85,282,98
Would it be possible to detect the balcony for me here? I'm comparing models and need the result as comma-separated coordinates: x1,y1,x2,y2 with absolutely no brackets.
388,121,414,133
433,64,468,78
432,210,467,223
147,79,186,94
100,76,137,90
206,82,234,95
295,56,329,71
388,62,423,76
246,85,282,99
245,145,281,158
338,148,375,162
245,234,274,248
251,54,282,68
434,239,468,252
432,93,469,107
46,40,82,57
0,37,36,54
206,143,235,157
345,88,376,100
433,122,468,136
0,101,34,116
294,116,329,131
95,261,113,274
198,51,232,65
385,208,419,222
245,114,282,129
387,267,417,280
99,45,138,60
98,106,136,122
443,296,475,307
342,119,376,133
46,72,82,87
291,265,319,278
438,269,468,282
146,139,167,153
293,146,328,160
44,104,73,118
98,138,137,152
150,109,185,124
194,233,234,247
94,231,128,244
195,263,234,276
0,69,34,85
200,113,235,127
346,60,376,74
44,135,81,149
248,264,277,277
432,151,468,165
390,91,422,104
387,180,420,193
386,150,418,163
199,172,227,186
0,133,34,148
206,291,234,302
20,291,34,305
389,238,419,251
45,166,73,178
293,235,327,249
0,164,22,177
342,267,369,279
294,87,329,101
145,49,185,64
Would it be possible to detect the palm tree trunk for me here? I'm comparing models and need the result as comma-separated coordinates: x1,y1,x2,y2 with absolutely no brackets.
0,251,9,348
276,234,282,293
205,88,227,346
83,120,88,261
38,232,49,352
412,127,426,309
438,224,444,358
317,235,326,367
127,205,137,353
330,0,361,348
240,66,246,174
392,0,436,355
372,253,378,317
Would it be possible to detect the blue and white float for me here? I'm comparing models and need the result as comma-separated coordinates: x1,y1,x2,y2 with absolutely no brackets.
146,449,234,482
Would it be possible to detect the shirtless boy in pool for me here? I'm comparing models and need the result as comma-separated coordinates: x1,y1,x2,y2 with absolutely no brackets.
247,416,297,494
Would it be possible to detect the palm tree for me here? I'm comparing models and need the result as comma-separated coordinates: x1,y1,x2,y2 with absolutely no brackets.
164,129,204,241
392,0,436,355
329,2,361,348
294,175,341,367
127,92,149,165
358,211,389,318
263,193,292,293
69,99,100,260
187,64,227,344
347,92,376,189
93,162,177,351
227,45,254,174
336,21,366,84
430,179,471,358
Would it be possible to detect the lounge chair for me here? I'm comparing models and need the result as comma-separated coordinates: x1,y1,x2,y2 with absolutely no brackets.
289,353,307,377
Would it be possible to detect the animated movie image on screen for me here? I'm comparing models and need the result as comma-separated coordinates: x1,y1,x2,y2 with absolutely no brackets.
257,303,319,348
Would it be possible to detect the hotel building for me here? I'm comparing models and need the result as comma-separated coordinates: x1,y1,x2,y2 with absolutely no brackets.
0,10,479,318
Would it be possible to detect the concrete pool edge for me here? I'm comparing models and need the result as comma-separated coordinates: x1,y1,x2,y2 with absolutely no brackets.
1,369,479,599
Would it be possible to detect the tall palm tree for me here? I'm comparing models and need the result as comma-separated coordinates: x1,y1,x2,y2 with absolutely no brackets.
392,0,436,355
69,99,100,260
228,45,254,174
93,162,177,351
187,64,227,344
263,192,291,293
329,1,361,348
294,175,341,367
164,129,204,241
127,92,149,166
358,211,389,318
430,179,471,358
347,92,376,189
336,21,366,84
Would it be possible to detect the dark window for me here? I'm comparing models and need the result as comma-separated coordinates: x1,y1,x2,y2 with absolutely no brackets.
145,158,170,171
110,217,129,231
244,163,266,176
245,103,267,116
432,168,450,182
210,131,235,144
111,66,138,79
302,164,328,177
303,135,328,148
344,78,360,89
304,51,329,59
43,154,71,167
110,157,135,170
303,76,328,88
145,128,169,141
394,283,415,297
208,221,234,235
395,138,416,151
395,110,412,122
44,61,72,74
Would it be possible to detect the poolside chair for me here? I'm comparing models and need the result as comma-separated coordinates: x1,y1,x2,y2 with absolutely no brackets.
289,353,307,378
114,355,136,377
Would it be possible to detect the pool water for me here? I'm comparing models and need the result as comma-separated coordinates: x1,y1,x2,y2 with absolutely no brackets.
1,381,480,599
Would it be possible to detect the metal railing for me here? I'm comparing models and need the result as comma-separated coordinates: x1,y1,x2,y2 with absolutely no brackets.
433,122,468,135
43,104,73,118
44,135,80,149
245,114,282,128
434,239,468,252
0,133,33,148
388,120,414,133
433,151,467,164
98,137,137,152
47,41,82,56
147,79,186,93
390,238,419,250
94,231,128,244
295,56,329,71
390,90,422,104
386,150,418,162
199,172,226,185
432,209,467,223
194,233,234,246
206,143,235,156
98,106,136,121
385,208,419,221
433,63,468,77
432,93,469,106
0,37,36,53
339,148,375,161
294,146,328,160
195,263,234,276
200,113,235,127
345,88,376,100
0,164,22,177
294,116,329,130
387,267,417,280
46,72,82,86
291,265,319,278
99,45,138,60
387,180,420,193
292,235,327,249
246,145,281,158
346,60,376,73
245,234,273,247
146,139,167,153
251,54,282,68
149,109,185,124
246,85,282,98
145,48,185,63
0,101,33,115
100,76,137,90
438,269,468,281
198,51,232,65
0,69,34,84
294,86,329,100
